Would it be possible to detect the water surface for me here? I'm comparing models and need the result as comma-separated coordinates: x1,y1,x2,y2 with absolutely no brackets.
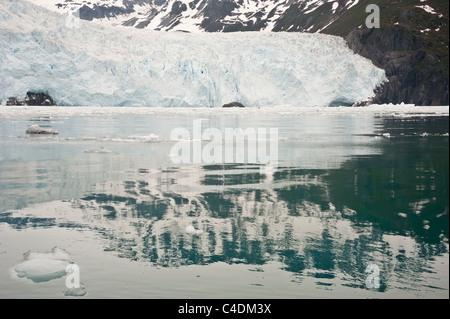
0,106,448,298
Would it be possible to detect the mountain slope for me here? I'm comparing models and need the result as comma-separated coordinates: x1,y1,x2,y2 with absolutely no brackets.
27,1,372,32
311,0,449,105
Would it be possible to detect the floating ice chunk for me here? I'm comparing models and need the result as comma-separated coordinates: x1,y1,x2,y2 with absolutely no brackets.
84,147,116,154
13,247,72,283
26,124,58,135
186,225,204,235
382,133,391,139
96,134,160,143
14,259,69,283
127,134,159,143
398,212,408,218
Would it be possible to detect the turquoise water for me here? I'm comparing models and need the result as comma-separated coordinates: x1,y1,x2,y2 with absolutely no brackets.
0,107,448,299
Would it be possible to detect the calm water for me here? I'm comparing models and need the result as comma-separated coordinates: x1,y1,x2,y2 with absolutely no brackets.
0,107,448,299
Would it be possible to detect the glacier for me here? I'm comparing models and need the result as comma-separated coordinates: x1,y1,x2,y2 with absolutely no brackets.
0,0,386,107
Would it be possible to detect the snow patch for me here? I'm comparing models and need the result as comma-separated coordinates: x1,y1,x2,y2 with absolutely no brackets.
415,4,438,15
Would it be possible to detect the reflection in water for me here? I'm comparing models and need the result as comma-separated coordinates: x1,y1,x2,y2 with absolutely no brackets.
64,157,446,292
0,113,448,296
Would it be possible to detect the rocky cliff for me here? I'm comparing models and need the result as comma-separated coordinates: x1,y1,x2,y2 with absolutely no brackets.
322,1,449,106
345,26,448,106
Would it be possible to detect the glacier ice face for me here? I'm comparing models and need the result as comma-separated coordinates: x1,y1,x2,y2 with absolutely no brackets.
0,0,386,107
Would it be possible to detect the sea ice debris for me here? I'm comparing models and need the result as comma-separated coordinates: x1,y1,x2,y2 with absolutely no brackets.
26,124,58,135
13,247,73,283
14,258,69,282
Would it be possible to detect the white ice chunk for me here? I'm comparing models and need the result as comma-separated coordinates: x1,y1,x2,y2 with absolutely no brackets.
26,124,58,135
13,247,72,283
14,259,69,282
84,147,116,154
127,134,160,142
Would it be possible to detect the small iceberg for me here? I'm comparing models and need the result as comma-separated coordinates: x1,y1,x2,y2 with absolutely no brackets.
26,124,58,135
13,247,72,283
127,134,159,143
84,147,116,154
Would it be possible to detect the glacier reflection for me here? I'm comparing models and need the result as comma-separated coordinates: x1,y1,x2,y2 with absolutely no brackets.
0,114,448,295
55,145,447,292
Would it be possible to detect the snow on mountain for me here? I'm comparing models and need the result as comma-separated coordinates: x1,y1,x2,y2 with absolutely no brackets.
25,0,362,32
0,0,385,107
25,0,289,32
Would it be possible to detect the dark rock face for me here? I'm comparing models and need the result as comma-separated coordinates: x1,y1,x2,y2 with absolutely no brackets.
3,92,56,106
5,97,25,106
25,92,57,106
170,1,187,16
345,27,449,106
79,4,134,21
222,102,245,108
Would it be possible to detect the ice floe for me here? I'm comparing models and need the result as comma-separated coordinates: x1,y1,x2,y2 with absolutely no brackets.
25,124,58,135
13,247,72,283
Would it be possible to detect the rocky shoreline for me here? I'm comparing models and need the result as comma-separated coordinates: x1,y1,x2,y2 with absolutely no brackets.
2,92,56,106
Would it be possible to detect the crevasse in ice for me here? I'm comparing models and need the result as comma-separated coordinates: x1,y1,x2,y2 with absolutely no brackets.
0,0,386,107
